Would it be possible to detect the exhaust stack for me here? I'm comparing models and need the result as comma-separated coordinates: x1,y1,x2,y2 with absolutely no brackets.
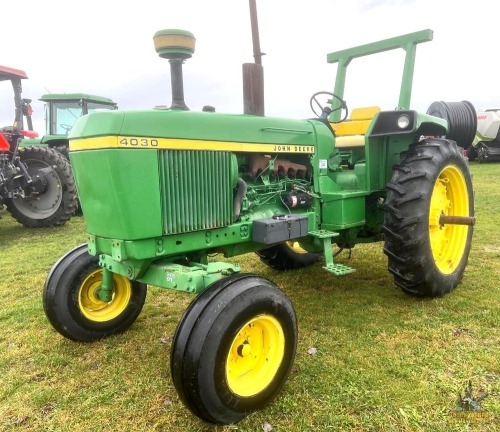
243,0,265,116
154,29,195,110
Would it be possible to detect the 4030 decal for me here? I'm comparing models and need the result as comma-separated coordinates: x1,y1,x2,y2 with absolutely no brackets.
119,138,159,147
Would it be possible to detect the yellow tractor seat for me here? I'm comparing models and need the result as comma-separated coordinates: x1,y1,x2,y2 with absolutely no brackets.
332,106,381,148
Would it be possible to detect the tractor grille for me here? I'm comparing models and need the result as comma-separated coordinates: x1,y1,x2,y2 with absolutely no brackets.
159,150,234,235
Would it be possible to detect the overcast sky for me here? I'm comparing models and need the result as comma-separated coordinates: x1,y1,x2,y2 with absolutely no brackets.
1,0,498,134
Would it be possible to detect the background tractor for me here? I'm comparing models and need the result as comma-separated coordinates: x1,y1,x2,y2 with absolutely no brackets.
0,65,77,227
43,26,476,425
20,93,118,159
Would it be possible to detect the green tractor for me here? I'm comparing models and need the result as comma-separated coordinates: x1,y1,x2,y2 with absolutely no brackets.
20,93,118,157
44,28,476,424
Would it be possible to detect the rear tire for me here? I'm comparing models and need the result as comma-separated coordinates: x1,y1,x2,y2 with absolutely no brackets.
256,241,320,270
383,138,474,297
170,273,297,424
43,244,147,342
53,145,70,160
5,146,77,227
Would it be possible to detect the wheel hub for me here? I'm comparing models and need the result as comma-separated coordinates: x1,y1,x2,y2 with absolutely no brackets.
12,160,62,218
236,340,251,357
226,315,285,397
78,270,132,322
429,166,469,274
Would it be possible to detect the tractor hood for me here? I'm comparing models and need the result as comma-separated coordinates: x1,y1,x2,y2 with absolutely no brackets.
68,109,323,153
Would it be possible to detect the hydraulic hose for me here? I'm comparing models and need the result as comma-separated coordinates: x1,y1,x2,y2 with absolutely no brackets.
426,100,477,148
233,178,248,222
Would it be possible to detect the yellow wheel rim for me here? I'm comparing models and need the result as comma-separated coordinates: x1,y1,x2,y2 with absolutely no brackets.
429,165,469,274
78,270,132,322
226,315,285,397
284,241,308,254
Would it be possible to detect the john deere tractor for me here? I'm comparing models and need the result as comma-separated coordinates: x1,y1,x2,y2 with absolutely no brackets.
20,93,118,158
43,28,476,424
0,65,77,227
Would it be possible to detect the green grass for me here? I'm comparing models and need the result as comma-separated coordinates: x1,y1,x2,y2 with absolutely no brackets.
1,161,499,431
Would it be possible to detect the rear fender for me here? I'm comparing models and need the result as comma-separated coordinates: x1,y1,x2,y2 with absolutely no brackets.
365,111,448,191
369,110,447,139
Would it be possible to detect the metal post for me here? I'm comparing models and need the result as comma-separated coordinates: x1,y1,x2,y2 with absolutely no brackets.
11,77,24,130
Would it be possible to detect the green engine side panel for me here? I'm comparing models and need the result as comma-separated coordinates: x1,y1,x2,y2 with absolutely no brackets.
70,149,162,239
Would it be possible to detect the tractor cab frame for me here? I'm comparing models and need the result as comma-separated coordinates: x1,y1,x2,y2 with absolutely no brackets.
0,65,36,136
39,93,117,145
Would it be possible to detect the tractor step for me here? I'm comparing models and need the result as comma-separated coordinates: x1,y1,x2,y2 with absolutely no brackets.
323,263,355,276
309,229,339,239
309,229,355,276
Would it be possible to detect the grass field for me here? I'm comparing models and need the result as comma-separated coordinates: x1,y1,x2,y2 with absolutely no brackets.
0,162,498,431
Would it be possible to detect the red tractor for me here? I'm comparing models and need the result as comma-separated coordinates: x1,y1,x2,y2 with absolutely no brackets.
0,65,77,227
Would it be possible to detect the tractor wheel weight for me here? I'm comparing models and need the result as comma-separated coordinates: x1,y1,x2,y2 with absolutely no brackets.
439,214,476,227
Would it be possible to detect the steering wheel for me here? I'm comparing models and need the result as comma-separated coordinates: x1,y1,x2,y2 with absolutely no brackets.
310,91,348,123
60,124,73,134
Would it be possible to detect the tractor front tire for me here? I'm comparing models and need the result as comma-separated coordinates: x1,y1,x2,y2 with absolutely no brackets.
170,273,297,424
5,146,77,227
383,138,474,297
43,244,147,342
256,241,321,270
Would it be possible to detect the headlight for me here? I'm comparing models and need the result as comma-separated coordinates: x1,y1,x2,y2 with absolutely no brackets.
397,114,411,129
370,110,416,136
